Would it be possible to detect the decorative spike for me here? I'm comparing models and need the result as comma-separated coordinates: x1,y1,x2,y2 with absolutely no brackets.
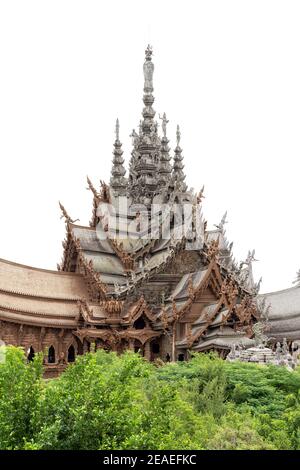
172,125,187,192
86,176,99,199
59,201,79,224
110,119,127,196
197,185,205,204
157,112,172,188
214,211,228,231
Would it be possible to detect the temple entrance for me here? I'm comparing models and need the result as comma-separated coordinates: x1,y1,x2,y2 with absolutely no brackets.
27,346,35,362
67,345,75,362
133,316,146,329
48,345,55,363
134,340,144,356
150,340,160,361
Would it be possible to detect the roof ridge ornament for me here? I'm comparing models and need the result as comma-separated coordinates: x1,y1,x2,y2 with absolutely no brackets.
59,202,79,224
86,176,100,199
214,211,228,232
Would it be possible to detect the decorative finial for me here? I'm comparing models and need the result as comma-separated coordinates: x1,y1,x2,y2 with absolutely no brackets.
197,185,205,204
145,44,153,61
159,112,169,138
246,249,259,264
115,118,120,141
214,211,228,231
86,176,100,199
176,125,181,146
59,202,79,224
143,45,154,92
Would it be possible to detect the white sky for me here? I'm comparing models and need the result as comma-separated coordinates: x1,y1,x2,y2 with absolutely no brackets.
0,0,299,294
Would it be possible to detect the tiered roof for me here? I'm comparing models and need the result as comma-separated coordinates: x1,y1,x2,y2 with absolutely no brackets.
0,45,267,358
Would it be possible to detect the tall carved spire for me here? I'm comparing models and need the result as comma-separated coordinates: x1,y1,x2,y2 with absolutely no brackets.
172,125,187,192
158,112,172,188
128,45,161,204
142,45,155,134
110,119,127,196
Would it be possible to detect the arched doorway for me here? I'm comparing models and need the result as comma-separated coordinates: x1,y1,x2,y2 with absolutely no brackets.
133,316,146,329
27,346,35,362
48,345,56,364
67,345,75,363
134,340,144,356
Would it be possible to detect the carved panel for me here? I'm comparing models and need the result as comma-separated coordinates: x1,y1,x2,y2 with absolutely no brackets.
165,250,204,274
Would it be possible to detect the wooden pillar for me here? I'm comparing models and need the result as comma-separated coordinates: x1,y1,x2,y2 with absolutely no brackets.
171,323,177,362
144,341,151,360
58,329,65,356
83,339,89,354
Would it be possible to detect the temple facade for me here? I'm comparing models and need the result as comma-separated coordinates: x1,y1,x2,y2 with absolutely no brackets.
0,46,266,376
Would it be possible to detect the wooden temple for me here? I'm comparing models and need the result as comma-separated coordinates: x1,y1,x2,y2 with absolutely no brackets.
0,46,262,376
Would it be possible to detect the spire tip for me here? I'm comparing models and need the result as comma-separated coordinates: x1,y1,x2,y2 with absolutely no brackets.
115,118,120,141
176,125,181,146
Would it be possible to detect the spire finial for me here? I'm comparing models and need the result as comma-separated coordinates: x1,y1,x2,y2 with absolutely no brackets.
145,44,153,61
110,120,127,197
115,118,120,141
143,45,154,92
176,125,181,146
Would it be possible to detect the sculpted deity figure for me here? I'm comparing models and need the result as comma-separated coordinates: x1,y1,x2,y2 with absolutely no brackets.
159,112,169,138
130,129,139,147
282,337,289,355
275,342,282,360
252,322,269,347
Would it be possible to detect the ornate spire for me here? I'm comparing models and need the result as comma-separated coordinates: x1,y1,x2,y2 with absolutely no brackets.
110,119,127,196
158,113,172,188
172,125,187,192
128,46,161,204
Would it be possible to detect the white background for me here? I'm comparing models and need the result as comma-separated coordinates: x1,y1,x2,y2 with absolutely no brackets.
0,0,299,293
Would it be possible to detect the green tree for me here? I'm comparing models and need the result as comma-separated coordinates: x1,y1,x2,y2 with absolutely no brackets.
0,346,43,449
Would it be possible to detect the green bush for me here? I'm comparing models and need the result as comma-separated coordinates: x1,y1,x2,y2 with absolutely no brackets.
0,346,299,450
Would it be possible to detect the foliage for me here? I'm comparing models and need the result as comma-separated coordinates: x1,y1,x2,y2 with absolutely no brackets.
1,346,300,450
0,346,43,449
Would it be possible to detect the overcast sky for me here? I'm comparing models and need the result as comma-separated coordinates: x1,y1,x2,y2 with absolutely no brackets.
0,0,299,294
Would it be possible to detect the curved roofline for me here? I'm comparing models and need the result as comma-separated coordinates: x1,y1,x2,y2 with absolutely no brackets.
0,257,82,276
260,285,300,296
69,222,96,231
